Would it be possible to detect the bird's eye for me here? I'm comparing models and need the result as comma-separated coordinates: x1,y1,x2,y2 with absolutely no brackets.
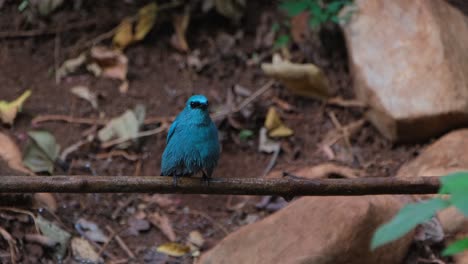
190,102,201,108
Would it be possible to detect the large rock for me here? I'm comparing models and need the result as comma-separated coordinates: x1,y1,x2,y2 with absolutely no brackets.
198,195,412,264
396,129,468,263
342,0,468,142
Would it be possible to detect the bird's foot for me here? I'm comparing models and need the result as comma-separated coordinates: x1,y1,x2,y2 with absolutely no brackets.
201,170,211,186
201,176,211,186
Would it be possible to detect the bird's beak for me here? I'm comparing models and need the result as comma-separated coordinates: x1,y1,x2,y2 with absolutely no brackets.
200,103,208,110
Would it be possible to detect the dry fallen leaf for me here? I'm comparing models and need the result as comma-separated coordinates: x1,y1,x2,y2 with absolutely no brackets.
71,237,101,263
90,46,128,81
262,54,330,99
56,53,87,79
0,132,33,175
70,86,98,109
156,242,190,257
264,107,293,138
34,193,57,212
149,212,177,241
188,230,204,248
23,131,60,174
113,18,134,50
75,218,109,243
170,7,190,52
37,216,71,260
0,90,31,125
135,2,158,41
97,104,145,149
113,2,158,50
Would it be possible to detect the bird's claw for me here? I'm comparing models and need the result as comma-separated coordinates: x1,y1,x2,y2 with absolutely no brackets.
201,176,211,186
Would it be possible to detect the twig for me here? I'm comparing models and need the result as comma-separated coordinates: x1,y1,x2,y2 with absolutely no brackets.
32,115,108,126
96,227,121,260
0,176,442,196
326,97,367,108
0,226,16,264
60,136,94,161
262,146,280,177
96,150,140,162
101,125,167,148
0,20,99,39
211,80,275,121
105,226,135,259
111,196,136,220
32,114,170,126
0,207,39,233
190,210,229,235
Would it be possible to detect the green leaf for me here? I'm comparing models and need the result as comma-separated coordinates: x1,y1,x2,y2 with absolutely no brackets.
440,171,468,215
371,198,450,250
326,1,345,14
23,131,60,173
443,238,468,256
239,129,254,141
280,0,309,16
274,34,290,49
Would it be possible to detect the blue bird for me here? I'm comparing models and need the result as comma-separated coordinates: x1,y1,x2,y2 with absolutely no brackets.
161,94,220,186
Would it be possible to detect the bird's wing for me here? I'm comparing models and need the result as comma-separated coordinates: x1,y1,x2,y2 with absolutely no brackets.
166,120,178,143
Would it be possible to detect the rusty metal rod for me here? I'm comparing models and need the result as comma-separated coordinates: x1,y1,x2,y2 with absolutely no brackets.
0,176,440,196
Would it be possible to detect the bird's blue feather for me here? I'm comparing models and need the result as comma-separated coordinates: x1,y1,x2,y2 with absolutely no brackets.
161,95,220,180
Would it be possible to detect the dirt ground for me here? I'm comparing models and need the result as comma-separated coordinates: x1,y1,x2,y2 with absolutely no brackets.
1,1,464,263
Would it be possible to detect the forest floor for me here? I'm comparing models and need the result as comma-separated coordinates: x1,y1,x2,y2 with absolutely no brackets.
1,1,460,263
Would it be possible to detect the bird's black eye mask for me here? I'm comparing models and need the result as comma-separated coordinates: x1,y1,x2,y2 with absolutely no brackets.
190,101,208,110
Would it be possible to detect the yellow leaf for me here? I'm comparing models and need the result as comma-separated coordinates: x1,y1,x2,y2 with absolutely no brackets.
113,18,134,50
156,242,190,257
264,107,282,131
262,54,330,99
113,3,158,50
135,2,157,41
264,107,294,138
0,90,32,125
270,125,294,137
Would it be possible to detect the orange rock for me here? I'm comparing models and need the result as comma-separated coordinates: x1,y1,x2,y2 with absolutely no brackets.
342,0,468,142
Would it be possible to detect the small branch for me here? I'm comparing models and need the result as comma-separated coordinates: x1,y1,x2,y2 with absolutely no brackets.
105,226,135,259
101,125,167,149
211,80,275,121
0,20,99,39
0,176,441,196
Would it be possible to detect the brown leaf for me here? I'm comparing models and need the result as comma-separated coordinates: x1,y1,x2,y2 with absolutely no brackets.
0,132,33,175
170,8,190,52
290,11,310,44
149,212,176,241
33,193,57,212
90,46,128,81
